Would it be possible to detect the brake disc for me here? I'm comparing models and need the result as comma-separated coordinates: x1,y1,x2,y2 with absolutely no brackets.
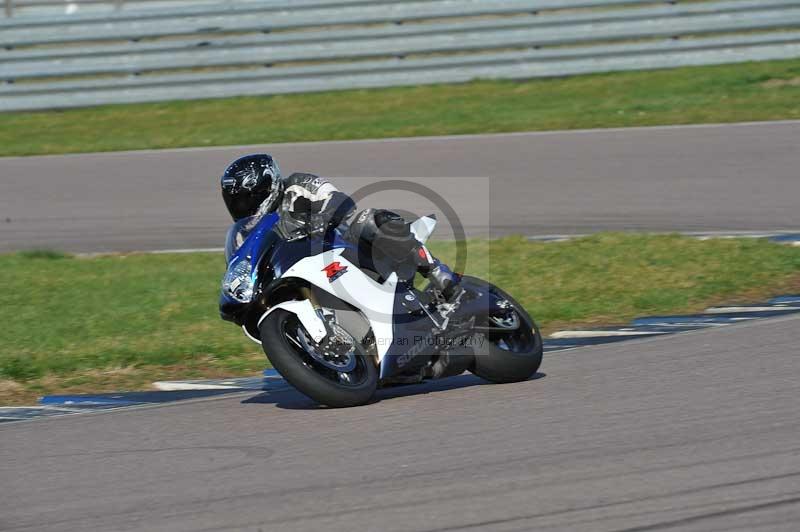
489,300,520,330
296,322,358,372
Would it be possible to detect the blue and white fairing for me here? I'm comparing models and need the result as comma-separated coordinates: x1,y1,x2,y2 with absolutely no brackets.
219,212,280,315
220,212,447,380
220,211,354,310
220,211,358,325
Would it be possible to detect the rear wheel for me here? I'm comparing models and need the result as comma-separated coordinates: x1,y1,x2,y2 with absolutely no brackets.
260,309,378,407
462,276,543,383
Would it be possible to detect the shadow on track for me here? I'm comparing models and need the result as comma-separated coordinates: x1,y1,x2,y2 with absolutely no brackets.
241,372,546,410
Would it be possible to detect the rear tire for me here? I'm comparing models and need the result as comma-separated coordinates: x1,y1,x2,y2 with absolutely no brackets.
260,309,378,407
463,276,543,383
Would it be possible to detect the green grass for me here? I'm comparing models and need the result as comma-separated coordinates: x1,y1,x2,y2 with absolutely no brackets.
2,58,800,156
1,233,799,404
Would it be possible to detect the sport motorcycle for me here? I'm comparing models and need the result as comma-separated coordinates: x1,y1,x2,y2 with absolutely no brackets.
220,205,543,407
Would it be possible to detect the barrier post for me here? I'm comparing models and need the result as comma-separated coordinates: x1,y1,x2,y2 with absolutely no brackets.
4,0,13,18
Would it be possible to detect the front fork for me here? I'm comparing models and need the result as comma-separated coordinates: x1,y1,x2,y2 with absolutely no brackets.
300,285,337,339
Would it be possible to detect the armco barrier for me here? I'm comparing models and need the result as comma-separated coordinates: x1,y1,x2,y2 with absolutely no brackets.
1,0,800,111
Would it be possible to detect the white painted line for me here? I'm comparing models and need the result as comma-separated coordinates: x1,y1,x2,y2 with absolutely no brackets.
148,248,224,255
0,405,83,412
38,406,88,412
549,330,671,339
77,247,223,257
82,230,800,256
152,381,244,391
640,321,742,327
527,235,582,241
695,235,772,241
704,306,800,314
528,230,800,242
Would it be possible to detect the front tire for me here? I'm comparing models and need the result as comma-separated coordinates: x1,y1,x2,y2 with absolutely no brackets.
462,276,543,383
260,309,378,407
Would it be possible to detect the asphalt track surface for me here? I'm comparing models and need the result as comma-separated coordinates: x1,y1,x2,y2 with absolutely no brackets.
2,314,800,531
2,120,800,252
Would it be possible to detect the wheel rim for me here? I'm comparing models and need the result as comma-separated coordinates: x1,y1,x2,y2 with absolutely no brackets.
281,316,371,387
485,291,537,354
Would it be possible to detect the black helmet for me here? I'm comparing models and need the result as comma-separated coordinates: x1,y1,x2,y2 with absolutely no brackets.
220,154,282,221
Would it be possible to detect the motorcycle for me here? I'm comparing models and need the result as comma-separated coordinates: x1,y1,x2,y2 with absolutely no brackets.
219,205,543,407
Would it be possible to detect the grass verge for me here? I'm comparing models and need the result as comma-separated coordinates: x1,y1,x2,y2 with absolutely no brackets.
1,59,800,156
1,234,799,405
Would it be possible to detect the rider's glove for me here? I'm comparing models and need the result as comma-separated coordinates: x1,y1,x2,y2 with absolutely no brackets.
308,213,328,236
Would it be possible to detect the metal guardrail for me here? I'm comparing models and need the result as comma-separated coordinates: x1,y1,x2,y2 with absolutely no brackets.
1,0,417,19
1,0,800,111
3,0,136,18
2,0,205,18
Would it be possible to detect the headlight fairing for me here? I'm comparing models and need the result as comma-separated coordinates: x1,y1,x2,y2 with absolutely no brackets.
222,259,255,303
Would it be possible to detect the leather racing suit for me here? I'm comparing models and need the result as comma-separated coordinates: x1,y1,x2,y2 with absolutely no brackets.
279,173,460,295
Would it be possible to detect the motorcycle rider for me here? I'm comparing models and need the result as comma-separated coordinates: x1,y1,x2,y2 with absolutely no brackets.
219,153,461,302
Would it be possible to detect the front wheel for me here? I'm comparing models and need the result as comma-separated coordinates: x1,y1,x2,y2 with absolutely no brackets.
462,276,543,383
260,309,378,407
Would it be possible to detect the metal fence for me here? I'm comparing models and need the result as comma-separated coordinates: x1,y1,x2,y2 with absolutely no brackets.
2,0,214,18
2,0,800,111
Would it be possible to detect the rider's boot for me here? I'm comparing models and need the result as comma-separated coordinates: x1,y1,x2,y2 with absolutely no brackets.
414,245,462,299
429,262,462,300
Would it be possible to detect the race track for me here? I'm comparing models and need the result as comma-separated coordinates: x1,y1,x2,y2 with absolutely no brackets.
2,120,799,252
2,120,799,531
2,314,799,531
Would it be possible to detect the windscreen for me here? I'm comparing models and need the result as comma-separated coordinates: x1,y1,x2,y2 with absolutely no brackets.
224,216,255,261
